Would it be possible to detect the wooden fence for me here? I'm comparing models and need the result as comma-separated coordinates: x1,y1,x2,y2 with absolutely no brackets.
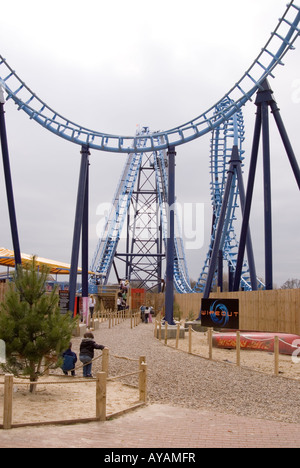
173,289,300,335
1,280,299,334
154,323,291,379
0,351,147,430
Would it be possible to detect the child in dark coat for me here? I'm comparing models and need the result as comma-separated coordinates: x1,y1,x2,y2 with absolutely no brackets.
61,342,77,376
79,332,105,378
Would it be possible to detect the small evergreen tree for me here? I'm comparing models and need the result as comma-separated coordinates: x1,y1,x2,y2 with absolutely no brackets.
0,257,76,391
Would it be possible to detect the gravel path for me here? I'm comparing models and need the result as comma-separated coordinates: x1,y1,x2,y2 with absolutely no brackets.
71,320,300,424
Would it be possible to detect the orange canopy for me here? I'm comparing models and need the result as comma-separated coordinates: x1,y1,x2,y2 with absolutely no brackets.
0,247,96,276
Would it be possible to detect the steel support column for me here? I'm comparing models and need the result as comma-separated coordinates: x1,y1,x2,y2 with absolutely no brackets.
217,250,223,292
270,100,300,190
0,87,21,267
234,154,257,290
165,146,176,325
261,101,273,290
69,145,90,315
202,152,236,300
233,106,262,291
82,155,90,299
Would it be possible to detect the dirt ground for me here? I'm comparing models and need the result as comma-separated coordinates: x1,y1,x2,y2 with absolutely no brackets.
1,324,300,428
167,330,300,381
0,376,140,426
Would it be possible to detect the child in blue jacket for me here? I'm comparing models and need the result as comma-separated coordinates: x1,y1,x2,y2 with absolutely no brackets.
61,342,77,377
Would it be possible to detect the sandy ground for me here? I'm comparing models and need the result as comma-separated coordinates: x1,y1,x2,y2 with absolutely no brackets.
0,377,140,426
167,330,300,380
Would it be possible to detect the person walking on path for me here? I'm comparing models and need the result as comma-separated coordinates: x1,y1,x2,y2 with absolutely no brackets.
79,332,106,378
89,295,96,319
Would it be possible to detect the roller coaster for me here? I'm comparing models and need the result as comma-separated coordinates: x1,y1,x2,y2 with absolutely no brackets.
0,1,300,318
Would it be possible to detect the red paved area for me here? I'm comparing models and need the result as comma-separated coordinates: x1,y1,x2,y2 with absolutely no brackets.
0,404,299,448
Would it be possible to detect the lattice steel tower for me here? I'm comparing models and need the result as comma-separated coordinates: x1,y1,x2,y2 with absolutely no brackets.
89,127,191,292
122,150,164,291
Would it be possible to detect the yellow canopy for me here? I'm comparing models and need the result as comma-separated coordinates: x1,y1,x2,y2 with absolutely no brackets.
0,247,96,276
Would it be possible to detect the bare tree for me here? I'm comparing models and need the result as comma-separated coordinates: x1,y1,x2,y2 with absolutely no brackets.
281,278,300,289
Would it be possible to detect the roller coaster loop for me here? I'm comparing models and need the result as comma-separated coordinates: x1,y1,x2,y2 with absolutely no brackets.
0,2,299,154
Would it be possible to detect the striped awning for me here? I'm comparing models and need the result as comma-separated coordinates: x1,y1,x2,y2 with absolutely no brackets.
0,247,96,275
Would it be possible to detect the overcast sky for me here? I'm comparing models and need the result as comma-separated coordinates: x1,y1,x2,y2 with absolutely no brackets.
0,0,299,288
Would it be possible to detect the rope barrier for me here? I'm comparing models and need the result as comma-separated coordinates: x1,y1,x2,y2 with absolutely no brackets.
279,337,299,349
158,325,300,381
189,327,300,349
0,355,148,429
241,334,275,342
11,379,96,386
110,353,139,362
43,351,105,376
107,370,142,382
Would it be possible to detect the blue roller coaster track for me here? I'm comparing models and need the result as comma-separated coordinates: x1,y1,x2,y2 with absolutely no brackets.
192,99,265,293
90,103,263,293
0,1,299,295
0,2,299,154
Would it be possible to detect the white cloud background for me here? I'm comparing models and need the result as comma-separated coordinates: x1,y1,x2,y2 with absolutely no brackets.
0,0,299,287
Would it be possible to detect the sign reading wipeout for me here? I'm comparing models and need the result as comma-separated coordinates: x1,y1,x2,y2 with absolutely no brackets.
201,299,239,329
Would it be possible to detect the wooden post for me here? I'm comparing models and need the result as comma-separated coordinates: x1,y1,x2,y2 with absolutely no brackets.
274,336,280,377
139,355,146,401
154,321,158,338
188,325,192,354
96,372,107,421
139,360,147,403
159,320,162,341
102,348,109,376
3,374,13,430
208,328,213,360
164,322,168,345
176,323,180,349
236,331,241,367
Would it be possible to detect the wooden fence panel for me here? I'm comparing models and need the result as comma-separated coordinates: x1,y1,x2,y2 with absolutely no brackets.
172,289,300,335
293,289,300,335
